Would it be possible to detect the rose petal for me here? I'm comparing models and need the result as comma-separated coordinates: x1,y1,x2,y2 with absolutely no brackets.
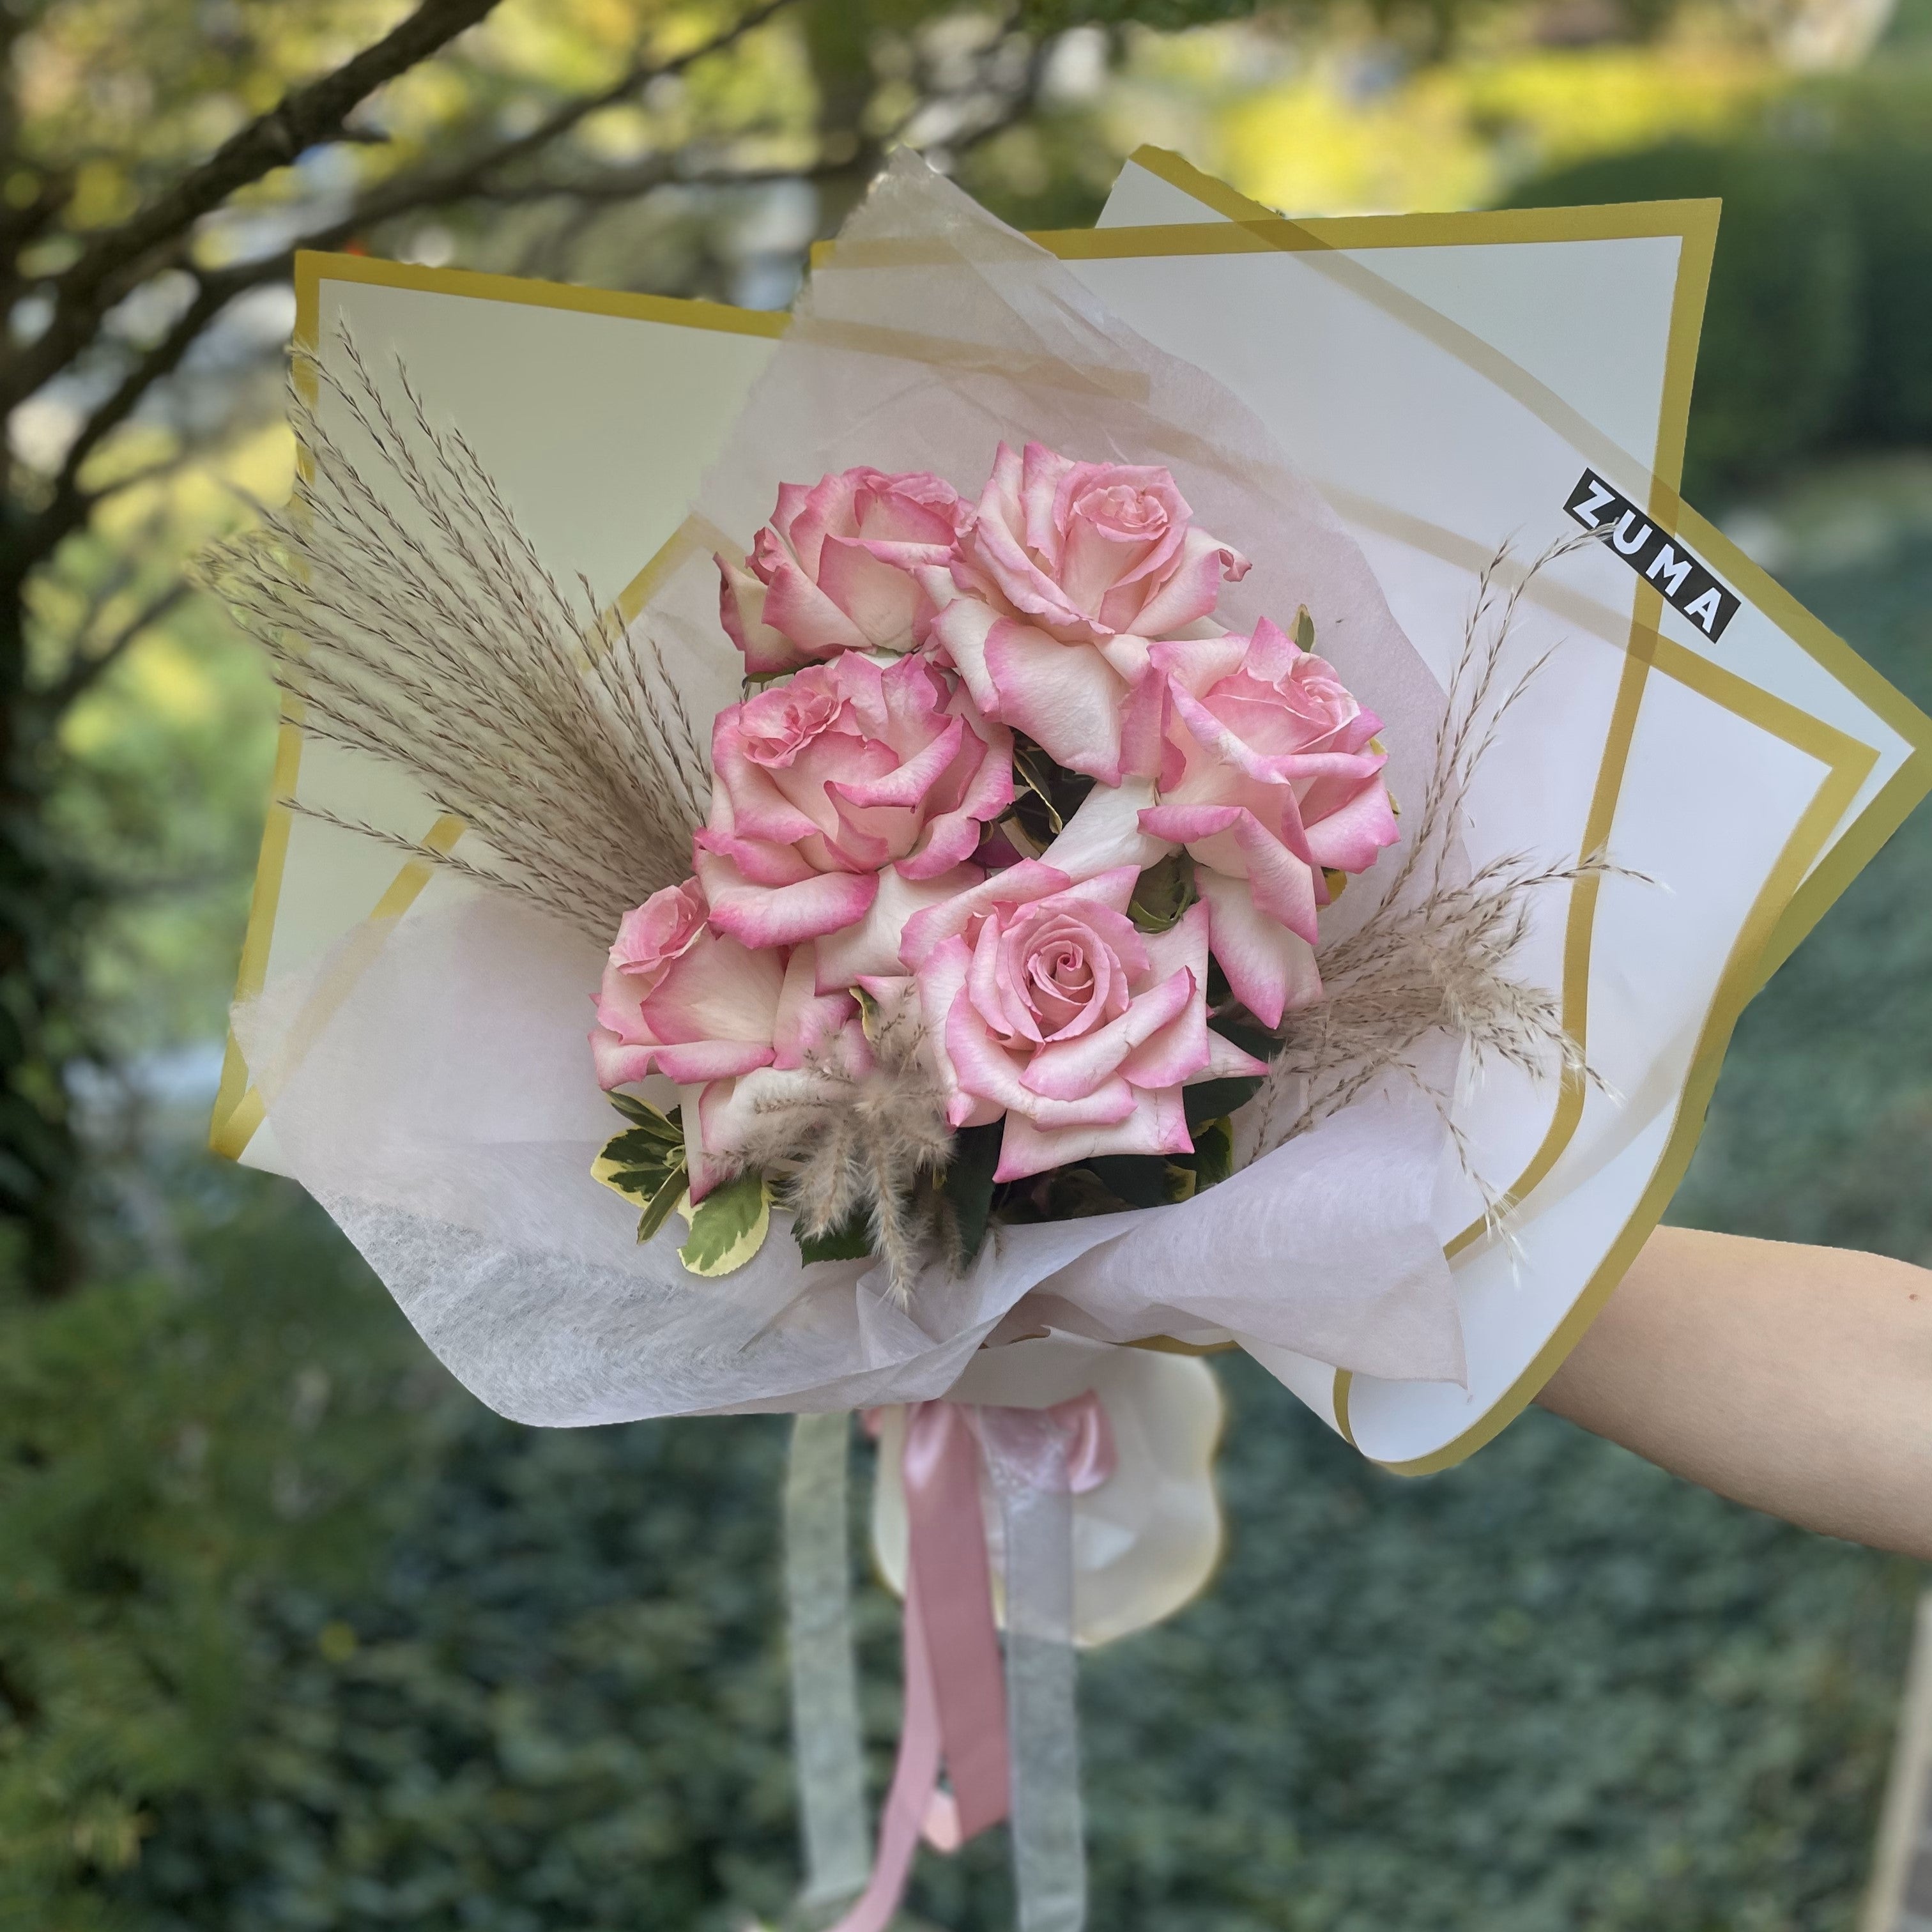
928,595,1004,719
1020,964,1195,1100
591,1028,661,1091
981,616,1126,783
1040,776,1171,880
1196,868,1323,1027
696,847,880,950
650,1039,779,1084
814,533,928,652
1119,904,1214,1089
815,864,983,988
901,719,1013,879
1193,1028,1271,1081
993,1086,1192,1183
773,944,858,1070
830,712,966,811
637,929,788,1046
1130,525,1250,637
758,553,874,656
716,555,802,677
691,827,819,889
946,992,1137,1128
899,860,1073,970
1302,778,1401,873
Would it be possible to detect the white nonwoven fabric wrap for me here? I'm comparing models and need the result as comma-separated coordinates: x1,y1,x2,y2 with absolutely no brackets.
232,154,1472,1424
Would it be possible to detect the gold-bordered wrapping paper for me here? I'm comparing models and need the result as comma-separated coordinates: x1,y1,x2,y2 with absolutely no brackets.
1071,148,1931,1469
211,160,1932,1475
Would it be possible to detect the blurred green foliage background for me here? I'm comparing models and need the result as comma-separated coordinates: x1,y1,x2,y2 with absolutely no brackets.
8,0,1932,1923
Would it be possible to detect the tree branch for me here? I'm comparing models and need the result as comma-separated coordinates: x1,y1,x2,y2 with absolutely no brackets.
10,271,246,584
442,151,863,207
41,579,190,710
5,0,504,415
321,0,802,241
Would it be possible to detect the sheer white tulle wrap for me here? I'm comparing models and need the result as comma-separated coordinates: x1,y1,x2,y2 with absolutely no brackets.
232,155,1466,1425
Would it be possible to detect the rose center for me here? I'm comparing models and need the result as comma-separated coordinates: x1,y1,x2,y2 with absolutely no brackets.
1021,927,1114,1036
740,686,843,766
1077,483,1167,544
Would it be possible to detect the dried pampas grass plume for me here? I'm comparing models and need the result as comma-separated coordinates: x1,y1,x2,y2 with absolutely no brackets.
726,996,954,1301
201,325,708,942
1249,532,1634,1234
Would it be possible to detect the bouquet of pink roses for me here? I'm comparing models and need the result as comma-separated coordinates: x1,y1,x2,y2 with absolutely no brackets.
590,444,1401,1296
206,155,1646,1932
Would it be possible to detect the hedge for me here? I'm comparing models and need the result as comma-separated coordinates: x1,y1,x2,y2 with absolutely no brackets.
1503,130,1932,500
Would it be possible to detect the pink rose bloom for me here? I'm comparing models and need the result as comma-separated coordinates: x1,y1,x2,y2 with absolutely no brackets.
717,467,969,676
590,881,857,1200
1133,616,1399,1029
901,862,1264,1183
930,442,1249,785
693,650,1011,964
590,880,852,1091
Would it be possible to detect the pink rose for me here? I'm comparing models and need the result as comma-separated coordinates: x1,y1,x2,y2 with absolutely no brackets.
930,442,1249,785
901,863,1264,1183
1133,616,1399,1028
590,883,858,1200
591,883,852,1091
693,650,1011,964
717,467,969,675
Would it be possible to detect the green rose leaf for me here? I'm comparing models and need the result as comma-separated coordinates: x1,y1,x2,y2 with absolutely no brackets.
940,1121,1003,1269
591,1099,689,1245
1080,1153,1170,1209
1183,1073,1265,1131
795,1208,874,1265
1184,1115,1236,1190
630,1167,687,1246
607,1092,683,1142
1128,850,1196,933
677,1172,772,1278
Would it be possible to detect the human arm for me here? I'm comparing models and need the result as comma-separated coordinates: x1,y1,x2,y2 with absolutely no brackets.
1536,1224,1932,1558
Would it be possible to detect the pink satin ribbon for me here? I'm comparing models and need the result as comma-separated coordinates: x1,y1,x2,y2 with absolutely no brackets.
832,1392,1116,1932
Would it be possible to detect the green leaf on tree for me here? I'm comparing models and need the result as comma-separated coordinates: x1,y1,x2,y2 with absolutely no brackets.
677,1173,772,1278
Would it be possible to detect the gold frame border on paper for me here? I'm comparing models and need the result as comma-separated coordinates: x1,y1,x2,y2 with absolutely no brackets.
208,183,1932,1483
218,182,1715,1168
206,256,786,1160
1338,634,1879,1470
1031,147,1714,1255
1095,148,1932,1469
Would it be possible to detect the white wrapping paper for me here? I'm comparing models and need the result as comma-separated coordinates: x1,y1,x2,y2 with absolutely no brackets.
232,157,1482,1422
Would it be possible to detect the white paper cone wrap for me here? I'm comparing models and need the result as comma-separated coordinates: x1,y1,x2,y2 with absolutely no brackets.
233,156,1476,1425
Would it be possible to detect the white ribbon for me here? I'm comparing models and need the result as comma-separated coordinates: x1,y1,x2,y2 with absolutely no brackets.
785,1413,870,1920
977,1406,1087,1932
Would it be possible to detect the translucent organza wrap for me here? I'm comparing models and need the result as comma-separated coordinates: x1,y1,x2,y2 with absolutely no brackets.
233,155,1464,1425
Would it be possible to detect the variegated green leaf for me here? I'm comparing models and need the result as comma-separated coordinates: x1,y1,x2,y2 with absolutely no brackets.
677,1172,772,1278
607,1091,684,1141
632,1166,687,1246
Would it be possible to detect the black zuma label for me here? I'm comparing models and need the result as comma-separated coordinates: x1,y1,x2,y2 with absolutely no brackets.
1565,471,1740,642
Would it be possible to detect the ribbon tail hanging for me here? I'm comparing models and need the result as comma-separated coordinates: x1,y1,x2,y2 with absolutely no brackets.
977,1404,1089,1932
785,1412,871,1922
